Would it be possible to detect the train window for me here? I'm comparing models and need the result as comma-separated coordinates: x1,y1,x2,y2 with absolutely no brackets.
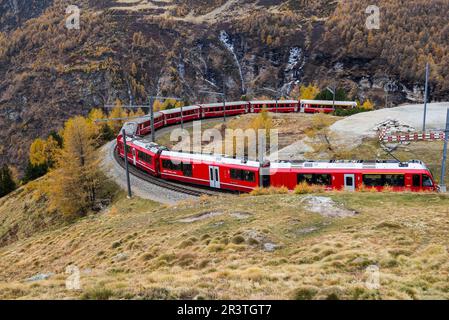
162,159,192,175
182,163,193,177
162,159,182,171
297,174,331,185
230,169,255,182
243,171,255,182
413,174,421,187
363,174,405,187
138,151,152,165
297,174,314,184
362,174,383,187
384,174,405,187
315,174,332,185
422,174,433,187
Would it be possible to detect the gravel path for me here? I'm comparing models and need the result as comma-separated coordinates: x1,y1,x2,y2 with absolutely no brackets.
100,141,193,205
100,118,233,204
329,102,449,146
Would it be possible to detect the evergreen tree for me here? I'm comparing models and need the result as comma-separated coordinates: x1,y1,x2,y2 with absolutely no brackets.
23,162,48,183
0,165,17,198
315,88,348,101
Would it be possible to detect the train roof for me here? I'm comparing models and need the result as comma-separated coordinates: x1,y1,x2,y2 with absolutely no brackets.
201,101,248,107
250,100,298,104
271,159,429,170
161,150,261,168
160,105,200,115
124,136,168,153
129,112,164,124
300,99,357,107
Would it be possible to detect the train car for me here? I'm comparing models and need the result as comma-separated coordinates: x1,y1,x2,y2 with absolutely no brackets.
200,101,249,118
117,134,168,176
161,105,201,126
134,112,165,136
299,100,357,113
249,100,299,113
159,151,262,192
269,160,437,192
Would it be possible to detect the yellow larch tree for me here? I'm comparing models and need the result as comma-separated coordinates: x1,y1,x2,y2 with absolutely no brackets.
48,116,102,216
299,84,320,100
109,99,127,134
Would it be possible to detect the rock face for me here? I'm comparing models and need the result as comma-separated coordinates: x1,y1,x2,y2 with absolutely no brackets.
0,0,447,173
0,0,54,32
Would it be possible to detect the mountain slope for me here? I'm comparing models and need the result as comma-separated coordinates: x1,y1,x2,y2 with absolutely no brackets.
0,0,448,173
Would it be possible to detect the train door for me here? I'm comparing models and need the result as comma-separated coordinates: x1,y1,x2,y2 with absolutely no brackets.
344,174,355,191
209,166,221,188
132,148,137,166
411,174,421,192
300,103,305,113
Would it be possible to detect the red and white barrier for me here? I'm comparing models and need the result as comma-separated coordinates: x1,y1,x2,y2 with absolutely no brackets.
380,130,446,143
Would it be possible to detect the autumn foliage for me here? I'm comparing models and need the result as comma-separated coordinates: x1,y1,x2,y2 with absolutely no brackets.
47,116,103,216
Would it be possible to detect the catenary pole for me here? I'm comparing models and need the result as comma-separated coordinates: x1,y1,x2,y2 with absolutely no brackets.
439,108,449,192
423,62,430,132
150,96,155,143
122,129,132,198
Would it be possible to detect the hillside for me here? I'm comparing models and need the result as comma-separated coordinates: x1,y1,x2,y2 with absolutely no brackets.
1,180,449,299
1,0,448,175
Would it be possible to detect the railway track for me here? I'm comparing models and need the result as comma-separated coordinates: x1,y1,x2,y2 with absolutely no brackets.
113,145,224,197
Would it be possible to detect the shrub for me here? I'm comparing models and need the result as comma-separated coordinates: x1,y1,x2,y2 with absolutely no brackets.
294,182,326,194
81,287,114,300
292,286,319,300
250,186,289,196
231,235,245,244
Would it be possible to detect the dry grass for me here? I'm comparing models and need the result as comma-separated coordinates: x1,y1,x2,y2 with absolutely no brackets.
1,186,449,300
294,182,327,194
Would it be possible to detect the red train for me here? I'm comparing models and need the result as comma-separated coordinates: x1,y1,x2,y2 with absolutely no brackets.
116,99,436,193
117,135,437,193
127,99,357,136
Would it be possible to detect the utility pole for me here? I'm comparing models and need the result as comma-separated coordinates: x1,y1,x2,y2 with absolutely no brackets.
423,62,430,132
200,90,226,123
327,85,336,110
122,129,132,199
262,87,285,113
147,95,182,142
440,108,449,193
332,84,336,111
222,82,227,123
149,96,155,143
181,105,184,129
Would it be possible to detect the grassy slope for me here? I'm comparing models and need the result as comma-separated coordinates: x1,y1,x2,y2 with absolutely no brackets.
1,188,449,300
1,112,448,300
0,182,67,248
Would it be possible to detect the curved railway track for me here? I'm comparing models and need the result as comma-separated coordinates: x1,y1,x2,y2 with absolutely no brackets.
113,145,225,197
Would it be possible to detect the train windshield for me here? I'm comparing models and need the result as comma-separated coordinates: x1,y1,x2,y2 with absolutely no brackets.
423,174,434,187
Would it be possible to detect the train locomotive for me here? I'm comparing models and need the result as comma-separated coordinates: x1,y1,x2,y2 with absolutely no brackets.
117,99,437,193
